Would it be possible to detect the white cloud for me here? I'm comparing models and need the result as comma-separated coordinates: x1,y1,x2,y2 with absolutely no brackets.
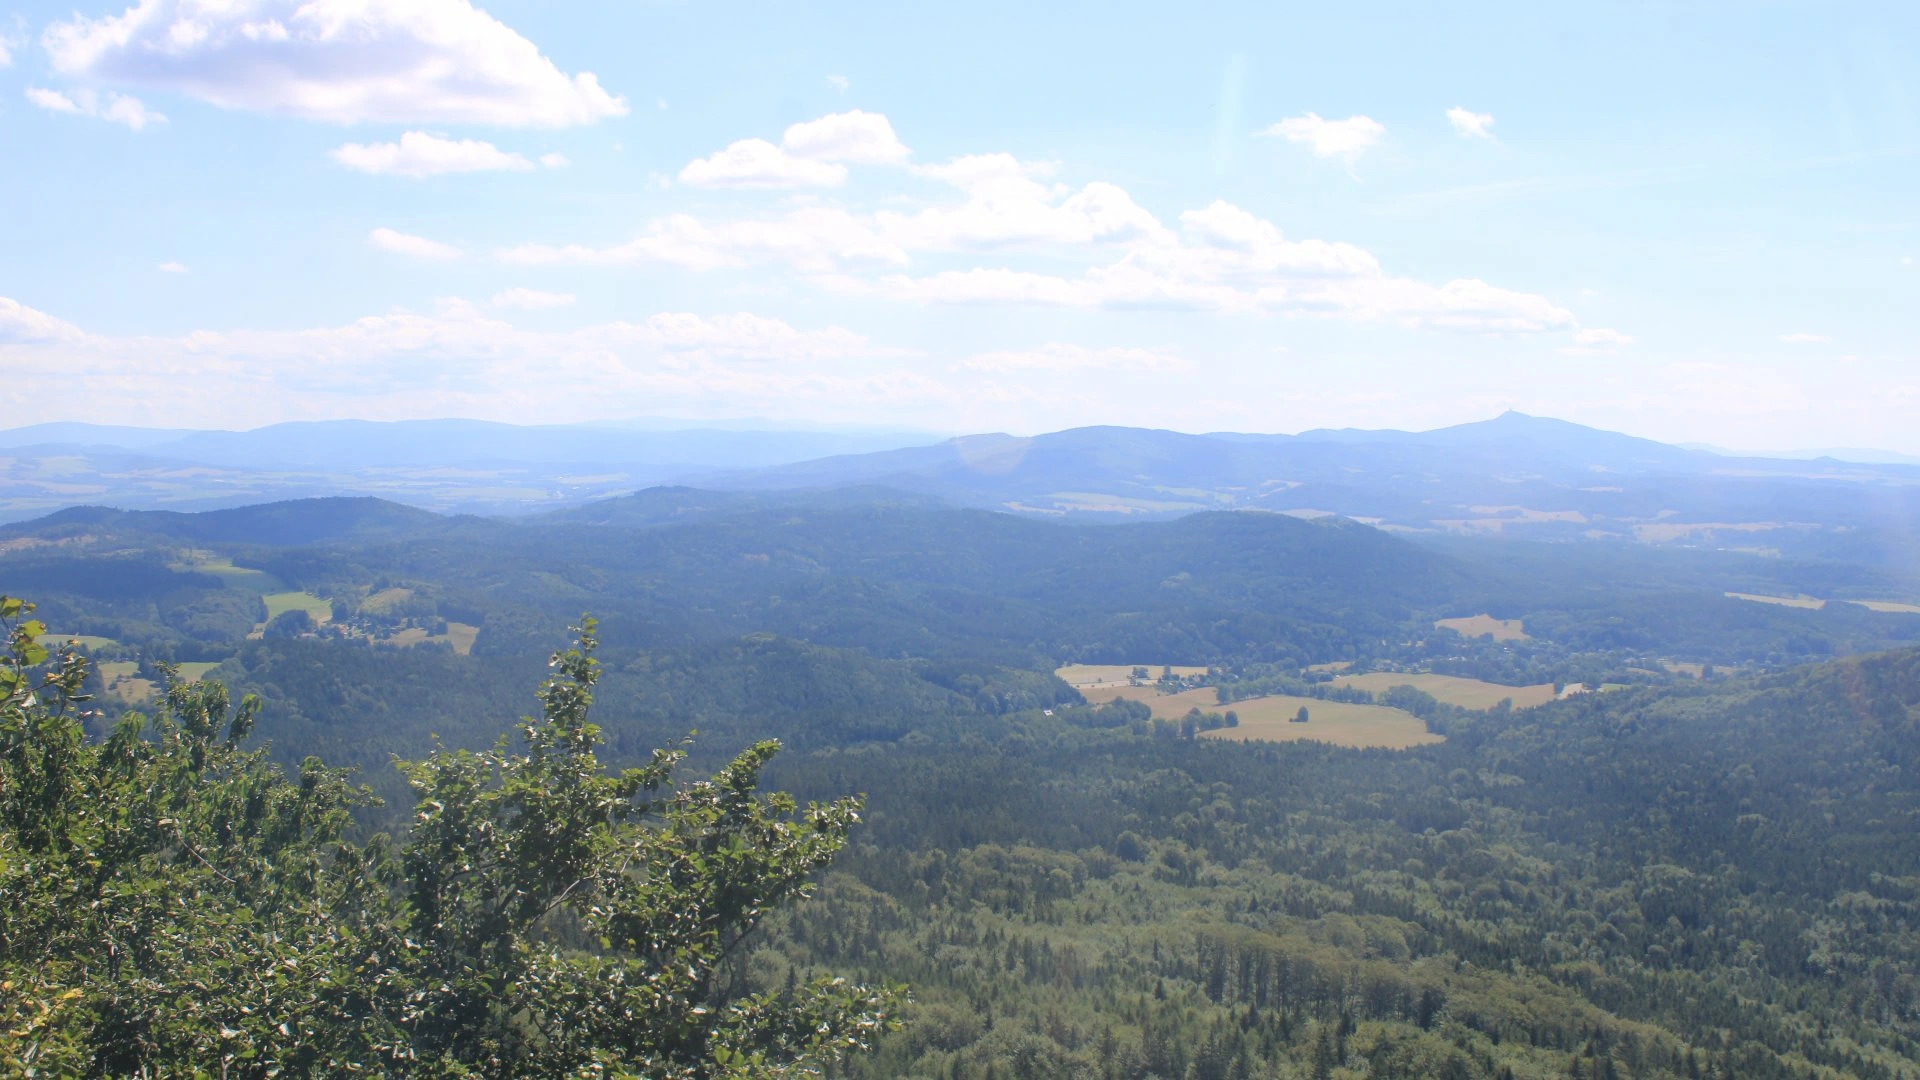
0,296,928,427
1902,256,1914,268
506,117,1577,336
1778,332,1826,344
1558,327,1634,355
157,261,189,273
679,138,848,189
27,86,165,129
42,0,626,127
0,297,87,344
964,343,1186,372
678,110,910,189
1446,106,1495,139
491,287,574,309
368,227,463,260
539,152,568,169
783,109,909,164
0,34,14,68
826,74,849,91
26,86,80,114
500,208,908,272
333,131,534,177
1260,113,1384,165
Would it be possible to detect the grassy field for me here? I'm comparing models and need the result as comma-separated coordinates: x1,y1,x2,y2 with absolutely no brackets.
175,661,220,684
181,555,284,592
97,660,157,704
52,633,120,651
1434,614,1528,641
382,621,480,656
1055,663,1207,688
1331,672,1556,710
1305,660,1354,673
1080,684,1438,750
1201,694,1442,750
263,591,332,624
1725,592,1825,609
361,586,415,613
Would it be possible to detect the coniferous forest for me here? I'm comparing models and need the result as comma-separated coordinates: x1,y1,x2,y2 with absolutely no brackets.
3,494,1920,1078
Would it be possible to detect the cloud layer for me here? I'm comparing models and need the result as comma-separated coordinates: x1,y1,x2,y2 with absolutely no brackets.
508,112,1588,336
333,132,554,177
0,295,924,427
42,0,627,126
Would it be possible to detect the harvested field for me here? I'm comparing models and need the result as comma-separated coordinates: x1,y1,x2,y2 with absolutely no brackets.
1332,672,1555,710
1435,614,1528,641
1081,684,1439,750
1201,694,1442,750
1725,592,1824,609
1848,599,1920,615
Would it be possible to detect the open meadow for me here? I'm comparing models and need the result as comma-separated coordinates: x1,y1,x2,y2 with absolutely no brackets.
1079,683,1439,750
263,591,332,623
1434,614,1528,641
1331,671,1556,710
1055,663,1208,688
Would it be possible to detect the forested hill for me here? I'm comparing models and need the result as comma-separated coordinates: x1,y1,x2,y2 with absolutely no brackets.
747,646,1920,1079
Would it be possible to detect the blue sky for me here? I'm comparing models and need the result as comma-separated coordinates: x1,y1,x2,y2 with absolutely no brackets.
1,1,1915,448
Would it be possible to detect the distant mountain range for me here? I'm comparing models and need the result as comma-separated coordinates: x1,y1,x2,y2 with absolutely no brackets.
5,413,1918,566
0,418,945,521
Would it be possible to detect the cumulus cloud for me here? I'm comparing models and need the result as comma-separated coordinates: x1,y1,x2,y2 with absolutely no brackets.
783,110,910,164
679,139,849,189
538,152,568,169
1778,332,1826,344
1260,113,1383,165
27,86,165,129
508,117,1578,335
1446,106,1495,139
500,209,908,273
157,261,189,273
0,296,928,427
490,287,574,309
368,227,463,260
0,297,87,344
679,110,910,189
333,131,537,177
963,343,1186,372
1558,327,1634,355
41,0,627,127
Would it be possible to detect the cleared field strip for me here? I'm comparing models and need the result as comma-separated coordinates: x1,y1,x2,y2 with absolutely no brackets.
1845,599,1920,614
1055,663,1208,688
1724,593,1920,615
1079,683,1439,750
1331,672,1556,710
1434,614,1528,641
1725,592,1825,609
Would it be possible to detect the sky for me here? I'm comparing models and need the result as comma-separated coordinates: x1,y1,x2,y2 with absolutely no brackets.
1,1,1916,449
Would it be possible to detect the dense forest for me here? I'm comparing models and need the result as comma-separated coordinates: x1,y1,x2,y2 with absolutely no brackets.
5,492,1920,1076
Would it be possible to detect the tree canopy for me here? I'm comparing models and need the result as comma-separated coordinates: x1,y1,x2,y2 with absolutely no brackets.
0,599,898,1077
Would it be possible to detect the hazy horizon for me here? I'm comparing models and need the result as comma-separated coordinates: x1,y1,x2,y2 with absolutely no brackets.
4,1,1916,448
